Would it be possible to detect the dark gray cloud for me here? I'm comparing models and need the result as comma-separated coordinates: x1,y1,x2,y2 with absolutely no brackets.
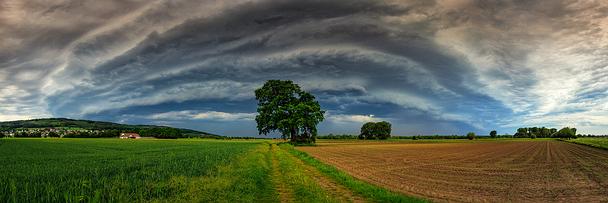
1,0,608,135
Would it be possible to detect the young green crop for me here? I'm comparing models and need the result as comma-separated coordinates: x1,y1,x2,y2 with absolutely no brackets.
0,139,268,202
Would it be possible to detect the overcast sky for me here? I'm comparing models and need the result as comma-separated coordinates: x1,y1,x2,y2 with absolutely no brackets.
1,0,608,136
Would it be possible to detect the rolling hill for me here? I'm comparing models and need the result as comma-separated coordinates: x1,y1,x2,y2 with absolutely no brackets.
0,118,221,138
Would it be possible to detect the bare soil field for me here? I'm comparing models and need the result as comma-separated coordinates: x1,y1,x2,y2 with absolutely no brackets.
297,140,608,202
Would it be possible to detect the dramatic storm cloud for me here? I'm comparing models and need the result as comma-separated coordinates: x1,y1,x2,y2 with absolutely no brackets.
1,0,608,135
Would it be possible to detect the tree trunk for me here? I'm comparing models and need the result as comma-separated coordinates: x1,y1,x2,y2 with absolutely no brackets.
290,128,297,142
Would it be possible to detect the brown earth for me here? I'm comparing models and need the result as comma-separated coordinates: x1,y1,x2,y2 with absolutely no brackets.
297,140,608,202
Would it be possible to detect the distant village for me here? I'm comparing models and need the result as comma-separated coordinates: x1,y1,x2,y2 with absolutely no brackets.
0,128,141,138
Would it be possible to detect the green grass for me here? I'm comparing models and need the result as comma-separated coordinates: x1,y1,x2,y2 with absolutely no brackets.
0,138,434,202
565,137,608,150
0,138,273,202
281,144,428,203
271,144,338,202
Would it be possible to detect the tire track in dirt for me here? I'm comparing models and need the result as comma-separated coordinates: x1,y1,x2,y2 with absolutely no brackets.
270,144,295,203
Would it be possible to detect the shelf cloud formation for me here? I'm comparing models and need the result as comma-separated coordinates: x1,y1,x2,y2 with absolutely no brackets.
1,0,608,135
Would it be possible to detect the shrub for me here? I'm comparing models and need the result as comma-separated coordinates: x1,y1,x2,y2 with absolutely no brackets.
48,132,60,138
466,132,476,140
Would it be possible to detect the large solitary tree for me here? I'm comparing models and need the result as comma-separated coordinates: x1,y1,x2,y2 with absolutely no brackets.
255,80,325,143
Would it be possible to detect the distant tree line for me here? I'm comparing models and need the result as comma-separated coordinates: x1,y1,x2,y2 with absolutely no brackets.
359,121,392,140
403,135,468,140
514,127,577,139
298,126,586,141
139,128,182,139
393,134,515,140
216,136,274,140
317,134,359,139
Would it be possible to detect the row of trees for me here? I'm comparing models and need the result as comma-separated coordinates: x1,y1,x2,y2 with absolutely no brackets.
513,127,577,139
514,127,558,138
409,135,467,140
139,128,183,139
359,121,392,140
318,134,359,139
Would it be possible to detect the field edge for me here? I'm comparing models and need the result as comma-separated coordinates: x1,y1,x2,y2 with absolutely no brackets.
283,144,428,203
563,138,608,150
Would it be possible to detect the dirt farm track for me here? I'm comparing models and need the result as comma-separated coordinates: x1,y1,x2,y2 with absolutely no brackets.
298,140,608,202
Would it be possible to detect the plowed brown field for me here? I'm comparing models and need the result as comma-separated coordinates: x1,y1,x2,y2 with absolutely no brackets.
297,140,608,202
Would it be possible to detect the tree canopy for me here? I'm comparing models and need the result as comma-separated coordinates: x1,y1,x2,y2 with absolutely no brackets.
466,132,476,140
553,127,577,139
139,127,182,139
514,127,558,138
490,130,497,138
255,80,325,143
513,126,577,139
359,121,392,140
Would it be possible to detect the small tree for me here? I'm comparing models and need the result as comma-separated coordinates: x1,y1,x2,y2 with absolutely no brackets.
466,132,476,140
490,130,497,138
